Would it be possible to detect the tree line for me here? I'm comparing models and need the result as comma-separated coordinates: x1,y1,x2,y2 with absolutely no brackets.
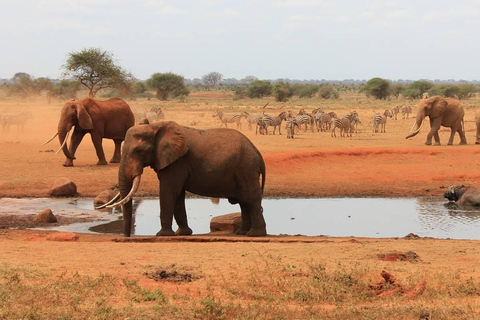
2,47,479,102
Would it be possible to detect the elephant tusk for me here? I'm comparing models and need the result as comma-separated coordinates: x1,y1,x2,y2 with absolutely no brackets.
94,192,121,209
106,176,141,208
55,131,70,154
43,132,58,145
409,121,417,133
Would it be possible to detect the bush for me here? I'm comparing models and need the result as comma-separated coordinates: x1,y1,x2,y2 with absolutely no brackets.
247,80,272,98
297,85,320,98
362,78,391,100
272,81,293,102
318,85,339,99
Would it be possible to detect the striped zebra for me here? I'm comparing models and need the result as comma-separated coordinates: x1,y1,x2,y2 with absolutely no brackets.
241,111,262,131
294,114,314,133
401,105,412,119
212,110,243,130
315,111,337,132
331,111,359,137
1,111,33,132
150,106,165,120
373,109,393,133
390,106,399,120
286,117,298,139
259,111,288,135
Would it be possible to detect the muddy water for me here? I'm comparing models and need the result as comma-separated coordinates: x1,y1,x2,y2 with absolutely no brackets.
6,197,480,239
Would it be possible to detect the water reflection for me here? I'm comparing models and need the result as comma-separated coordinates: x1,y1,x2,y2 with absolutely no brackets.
3,197,480,239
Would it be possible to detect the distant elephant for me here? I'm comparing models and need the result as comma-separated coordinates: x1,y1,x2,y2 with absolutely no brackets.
45,98,135,166
405,96,467,145
105,121,267,237
444,185,480,206
475,110,480,144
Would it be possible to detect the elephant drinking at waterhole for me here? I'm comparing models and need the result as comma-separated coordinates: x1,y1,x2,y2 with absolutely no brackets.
101,121,267,237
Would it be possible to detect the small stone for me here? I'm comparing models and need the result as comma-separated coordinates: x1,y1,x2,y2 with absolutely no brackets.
49,177,77,197
34,209,57,223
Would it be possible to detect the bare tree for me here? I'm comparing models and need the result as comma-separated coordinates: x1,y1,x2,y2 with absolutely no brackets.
202,72,223,88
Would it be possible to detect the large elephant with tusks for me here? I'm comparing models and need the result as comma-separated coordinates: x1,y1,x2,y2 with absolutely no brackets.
105,121,267,237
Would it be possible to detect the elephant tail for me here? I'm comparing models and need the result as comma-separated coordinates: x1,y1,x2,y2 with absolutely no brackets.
260,159,266,194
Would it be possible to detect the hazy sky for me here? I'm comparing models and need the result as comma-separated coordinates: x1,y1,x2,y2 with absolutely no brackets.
2,0,480,81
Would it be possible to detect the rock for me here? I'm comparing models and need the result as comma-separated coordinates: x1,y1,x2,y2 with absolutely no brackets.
49,177,77,197
46,232,79,242
93,189,118,208
210,212,242,233
34,209,57,223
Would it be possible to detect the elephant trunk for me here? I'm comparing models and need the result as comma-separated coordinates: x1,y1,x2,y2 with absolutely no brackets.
405,111,425,139
57,123,74,159
116,159,144,237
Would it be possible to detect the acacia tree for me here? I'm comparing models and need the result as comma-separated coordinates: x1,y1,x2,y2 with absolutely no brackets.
62,47,134,98
146,72,187,100
202,72,223,88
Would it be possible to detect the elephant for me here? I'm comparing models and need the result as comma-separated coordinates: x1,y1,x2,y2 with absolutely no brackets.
45,98,135,166
444,185,480,206
405,96,467,145
475,110,480,145
104,121,267,237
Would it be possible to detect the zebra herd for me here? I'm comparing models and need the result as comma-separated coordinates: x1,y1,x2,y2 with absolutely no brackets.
0,111,33,132
213,108,364,139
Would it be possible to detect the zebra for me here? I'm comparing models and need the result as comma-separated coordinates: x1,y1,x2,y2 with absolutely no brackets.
286,117,298,139
241,111,262,131
390,106,399,120
1,111,33,132
294,114,315,133
212,110,243,130
259,111,288,135
373,109,393,133
331,111,359,137
401,105,412,119
315,111,337,132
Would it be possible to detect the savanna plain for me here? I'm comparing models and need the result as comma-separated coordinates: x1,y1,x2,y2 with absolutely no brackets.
2,92,480,319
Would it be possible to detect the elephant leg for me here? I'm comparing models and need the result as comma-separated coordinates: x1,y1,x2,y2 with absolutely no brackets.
110,139,123,163
457,125,467,145
156,189,176,236
426,120,441,145
237,201,266,237
91,135,108,165
173,190,192,235
433,132,441,145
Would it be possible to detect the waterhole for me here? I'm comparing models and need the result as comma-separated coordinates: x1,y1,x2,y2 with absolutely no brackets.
3,197,480,239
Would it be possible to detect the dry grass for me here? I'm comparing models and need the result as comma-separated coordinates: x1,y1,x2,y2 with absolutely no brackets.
1,255,480,319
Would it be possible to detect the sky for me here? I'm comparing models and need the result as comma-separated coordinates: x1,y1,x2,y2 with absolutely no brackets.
1,0,480,81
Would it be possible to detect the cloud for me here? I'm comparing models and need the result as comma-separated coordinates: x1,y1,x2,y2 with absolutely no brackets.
277,0,335,9
423,7,480,22
143,0,186,15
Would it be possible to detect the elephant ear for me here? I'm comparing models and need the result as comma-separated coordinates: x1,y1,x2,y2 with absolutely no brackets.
76,103,93,130
154,122,189,170
430,97,448,118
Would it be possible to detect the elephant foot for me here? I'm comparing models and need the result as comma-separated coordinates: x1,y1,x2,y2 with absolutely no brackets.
425,141,432,146
246,228,267,237
460,141,467,145
62,159,74,167
235,227,249,235
176,226,193,236
97,160,108,165
156,228,176,236
476,141,480,145
109,158,121,163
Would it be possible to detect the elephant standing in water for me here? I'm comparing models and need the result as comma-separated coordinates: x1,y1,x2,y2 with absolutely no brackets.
405,96,467,145
45,98,135,166
105,121,267,237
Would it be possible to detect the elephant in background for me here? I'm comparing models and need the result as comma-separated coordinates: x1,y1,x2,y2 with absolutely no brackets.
104,121,267,237
45,98,135,166
444,185,480,206
405,96,467,145
475,110,480,145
